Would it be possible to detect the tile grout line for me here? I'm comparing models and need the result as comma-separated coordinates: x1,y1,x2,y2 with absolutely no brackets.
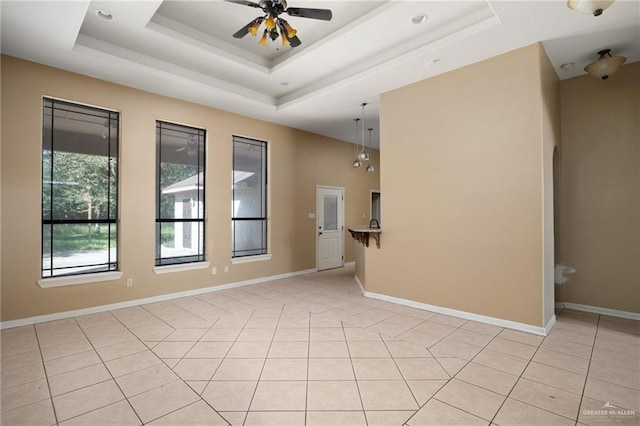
151,314,232,425
30,324,60,426
66,314,145,425
198,313,251,426
304,307,311,426
341,320,369,426
114,305,230,424
487,310,592,424
241,305,284,426
575,312,600,425
379,329,429,425
403,324,507,425
487,328,540,425
100,305,209,424
197,308,254,426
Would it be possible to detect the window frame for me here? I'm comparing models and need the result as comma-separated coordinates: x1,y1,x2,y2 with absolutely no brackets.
231,135,268,259
155,120,207,267
41,97,120,280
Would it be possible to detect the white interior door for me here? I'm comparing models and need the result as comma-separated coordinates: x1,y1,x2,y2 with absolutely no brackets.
317,187,344,271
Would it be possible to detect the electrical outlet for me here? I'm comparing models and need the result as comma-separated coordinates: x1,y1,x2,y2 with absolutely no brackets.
224,266,229,273
126,278,133,287
212,267,217,275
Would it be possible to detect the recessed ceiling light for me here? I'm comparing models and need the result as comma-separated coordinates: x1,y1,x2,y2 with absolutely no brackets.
96,9,114,20
411,14,428,24
560,62,576,70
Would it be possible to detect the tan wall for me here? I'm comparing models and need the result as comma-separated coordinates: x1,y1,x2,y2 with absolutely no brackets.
560,61,640,313
354,241,366,286
0,55,379,321
368,44,547,327
539,45,561,325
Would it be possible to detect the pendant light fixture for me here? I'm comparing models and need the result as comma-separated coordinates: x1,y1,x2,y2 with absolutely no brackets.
349,103,376,173
358,103,370,161
365,128,375,173
567,0,615,16
352,118,362,168
584,49,627,80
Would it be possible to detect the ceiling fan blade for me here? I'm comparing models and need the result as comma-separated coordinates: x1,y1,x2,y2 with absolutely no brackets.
233,18,262,38
224,0,262,9
286,7,332,21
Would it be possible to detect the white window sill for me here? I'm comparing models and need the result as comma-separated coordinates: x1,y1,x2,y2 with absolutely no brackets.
153,261,210,275
231,254,272,265
37,271,123,289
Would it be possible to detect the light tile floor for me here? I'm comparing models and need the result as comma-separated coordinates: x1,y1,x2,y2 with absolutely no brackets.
1,267,639,425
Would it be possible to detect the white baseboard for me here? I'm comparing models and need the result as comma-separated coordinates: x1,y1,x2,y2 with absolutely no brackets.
544,314,557,335
561,303,640,321
555,302,564,309
344,261,355,268
354,274,365,295
362,289,551,336
0,268,317,330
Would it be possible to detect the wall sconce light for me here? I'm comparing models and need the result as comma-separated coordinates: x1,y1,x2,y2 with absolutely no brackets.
567,0,615,16
584,49,627,80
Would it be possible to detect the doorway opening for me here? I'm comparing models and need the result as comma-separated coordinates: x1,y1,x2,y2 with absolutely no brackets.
371,190,381,226
553,146,563,309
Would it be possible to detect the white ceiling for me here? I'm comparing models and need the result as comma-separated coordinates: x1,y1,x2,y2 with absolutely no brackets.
2,1,639,149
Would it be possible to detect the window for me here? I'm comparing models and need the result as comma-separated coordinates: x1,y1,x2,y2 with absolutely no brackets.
42,98,119,278
232,136,267,258
156,121,205,266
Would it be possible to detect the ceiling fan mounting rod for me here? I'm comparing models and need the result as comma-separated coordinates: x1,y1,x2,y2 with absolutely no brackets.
259,0,287,17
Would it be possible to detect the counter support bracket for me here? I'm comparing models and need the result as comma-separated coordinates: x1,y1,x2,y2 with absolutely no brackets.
348,228,381,249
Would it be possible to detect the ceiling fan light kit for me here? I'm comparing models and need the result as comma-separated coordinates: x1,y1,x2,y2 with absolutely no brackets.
585,49,627,79
227,0,332,48
567,0,615,16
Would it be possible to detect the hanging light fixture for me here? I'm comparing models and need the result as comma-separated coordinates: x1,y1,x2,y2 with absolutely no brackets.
358,103,369,161
567,0,615,16
352,118,362,168
365,128,375,173
584,49,627,80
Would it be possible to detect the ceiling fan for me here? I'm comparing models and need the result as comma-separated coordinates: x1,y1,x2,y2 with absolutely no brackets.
225,0,332,48
175,135,198,156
